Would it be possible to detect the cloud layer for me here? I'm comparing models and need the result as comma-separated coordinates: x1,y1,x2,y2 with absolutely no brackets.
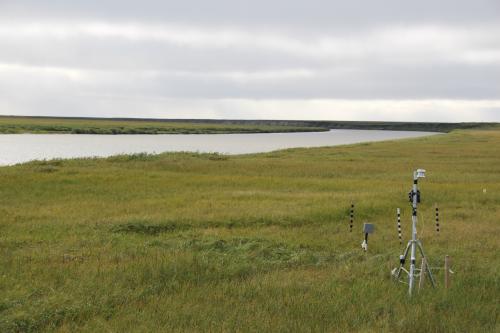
1,1,499,121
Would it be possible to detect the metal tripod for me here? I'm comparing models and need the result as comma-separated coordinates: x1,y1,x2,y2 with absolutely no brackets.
393,169,436,296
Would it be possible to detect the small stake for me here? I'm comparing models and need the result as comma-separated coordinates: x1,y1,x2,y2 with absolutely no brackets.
361,223,374,252
349,203,354,232
362,233,368,251
444,255,451,289
418,257,427,291
397,208,402,245
435,205,440,234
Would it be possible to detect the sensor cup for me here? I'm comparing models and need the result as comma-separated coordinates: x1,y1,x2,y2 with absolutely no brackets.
416,169,426,179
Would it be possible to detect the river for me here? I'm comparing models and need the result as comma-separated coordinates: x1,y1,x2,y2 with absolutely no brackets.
0,129,439,165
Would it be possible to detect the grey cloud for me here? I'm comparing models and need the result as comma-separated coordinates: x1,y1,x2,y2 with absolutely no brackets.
2,0,499,29
0,1,499,120
2,61,499,100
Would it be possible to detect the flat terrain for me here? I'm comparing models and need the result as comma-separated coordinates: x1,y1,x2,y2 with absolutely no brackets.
0,129,499,332
1,116,497,134
0,116,327,134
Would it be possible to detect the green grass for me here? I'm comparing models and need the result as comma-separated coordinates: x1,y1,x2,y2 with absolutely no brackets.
0,116,328,134
2,116,498,134
0,129,499,332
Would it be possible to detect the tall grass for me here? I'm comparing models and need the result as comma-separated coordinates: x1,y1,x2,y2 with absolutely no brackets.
0,129,499,331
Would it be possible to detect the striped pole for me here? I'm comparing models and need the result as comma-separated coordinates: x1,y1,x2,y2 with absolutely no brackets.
397,208,402,244
349,203,354,232
435,205,440,234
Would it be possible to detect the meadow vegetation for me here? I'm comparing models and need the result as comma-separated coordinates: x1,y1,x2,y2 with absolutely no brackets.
0,116,327,134
2,116,497,135
0,129,499,332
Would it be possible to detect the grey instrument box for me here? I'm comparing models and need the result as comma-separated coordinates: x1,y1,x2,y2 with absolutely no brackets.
363,223,375,234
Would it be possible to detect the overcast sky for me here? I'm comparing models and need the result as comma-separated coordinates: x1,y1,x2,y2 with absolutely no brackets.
1,1,499,122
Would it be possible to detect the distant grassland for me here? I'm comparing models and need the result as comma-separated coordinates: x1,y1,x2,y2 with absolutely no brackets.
160,119,500,132
1,115,497,134
0,129,499,332
0,116,328,134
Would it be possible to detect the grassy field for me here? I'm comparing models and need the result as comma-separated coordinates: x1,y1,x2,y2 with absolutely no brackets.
0,129,499,332
171,119,498,133
2,116,497,134
0,116,327,134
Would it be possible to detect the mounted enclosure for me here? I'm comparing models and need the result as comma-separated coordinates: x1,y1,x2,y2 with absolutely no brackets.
363,223,375,234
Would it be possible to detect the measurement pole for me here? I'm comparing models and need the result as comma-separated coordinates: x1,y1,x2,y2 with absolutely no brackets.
435,205,440,234
397,208,402,245
350,203,354,232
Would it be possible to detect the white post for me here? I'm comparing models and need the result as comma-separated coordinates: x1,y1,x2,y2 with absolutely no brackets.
397,208,402,245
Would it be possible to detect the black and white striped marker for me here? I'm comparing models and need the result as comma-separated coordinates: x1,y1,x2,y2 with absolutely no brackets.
435,206,440,233
349,203,354,232
397,208,402,244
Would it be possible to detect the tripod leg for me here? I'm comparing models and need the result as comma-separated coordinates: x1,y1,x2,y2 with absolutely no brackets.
417,242,436,288
394,241,412,278
409,241,417,295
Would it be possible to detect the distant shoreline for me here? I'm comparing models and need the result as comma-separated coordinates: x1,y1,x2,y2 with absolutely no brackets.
0,115,497,134
0,116,327,135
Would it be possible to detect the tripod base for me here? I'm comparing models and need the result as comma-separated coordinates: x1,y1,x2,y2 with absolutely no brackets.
392,239,436,295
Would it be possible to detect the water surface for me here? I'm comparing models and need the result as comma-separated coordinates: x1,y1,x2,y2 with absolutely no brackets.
0,130,439,166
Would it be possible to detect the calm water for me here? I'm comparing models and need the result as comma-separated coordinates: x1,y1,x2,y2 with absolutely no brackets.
0,130,439,166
